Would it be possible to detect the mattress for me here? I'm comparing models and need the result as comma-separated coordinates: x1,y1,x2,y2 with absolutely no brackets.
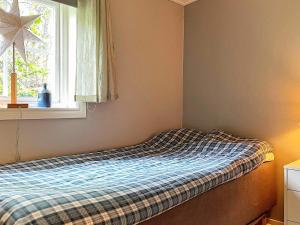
0,129,273,225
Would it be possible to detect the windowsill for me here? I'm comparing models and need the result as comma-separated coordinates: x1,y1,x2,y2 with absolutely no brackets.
0,102,87,120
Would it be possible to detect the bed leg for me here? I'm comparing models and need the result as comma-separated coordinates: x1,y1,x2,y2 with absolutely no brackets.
257,215,268,225
249,214,268,225
261,216,267,225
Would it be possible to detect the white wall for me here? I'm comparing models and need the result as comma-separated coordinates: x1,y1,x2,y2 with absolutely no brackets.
0,0,184,164
184,0,300,221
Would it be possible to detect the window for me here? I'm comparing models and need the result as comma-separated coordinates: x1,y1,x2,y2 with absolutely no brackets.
0,0,86,120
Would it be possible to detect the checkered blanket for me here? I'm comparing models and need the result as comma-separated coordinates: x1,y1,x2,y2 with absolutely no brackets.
0,129,272,225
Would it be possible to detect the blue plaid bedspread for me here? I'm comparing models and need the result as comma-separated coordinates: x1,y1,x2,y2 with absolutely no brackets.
0,129,273,225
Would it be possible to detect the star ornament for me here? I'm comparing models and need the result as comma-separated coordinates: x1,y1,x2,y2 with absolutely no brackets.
0,0,42,62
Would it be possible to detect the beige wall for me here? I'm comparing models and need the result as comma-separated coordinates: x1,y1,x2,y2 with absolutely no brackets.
0,0,183,163
183,0,300,221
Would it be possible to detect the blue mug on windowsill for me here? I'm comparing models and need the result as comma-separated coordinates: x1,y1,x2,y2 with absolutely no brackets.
37,83,51,108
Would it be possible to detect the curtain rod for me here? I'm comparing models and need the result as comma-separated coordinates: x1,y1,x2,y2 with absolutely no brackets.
51,0,77,8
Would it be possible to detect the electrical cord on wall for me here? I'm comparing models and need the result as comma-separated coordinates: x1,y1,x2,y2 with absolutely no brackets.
12,81,99,163
15,107,22,162
13,103,96,163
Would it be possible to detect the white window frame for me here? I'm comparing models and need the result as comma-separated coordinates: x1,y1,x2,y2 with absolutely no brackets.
0,104,86,120
0,0,86,120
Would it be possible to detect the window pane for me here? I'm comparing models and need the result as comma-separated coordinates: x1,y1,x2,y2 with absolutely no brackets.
0,0,57,100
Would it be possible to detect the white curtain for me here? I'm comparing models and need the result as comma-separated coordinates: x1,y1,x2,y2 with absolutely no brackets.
75,0,118,103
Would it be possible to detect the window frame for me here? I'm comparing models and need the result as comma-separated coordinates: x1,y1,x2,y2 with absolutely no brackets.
0,103,86,120
0,0,86,120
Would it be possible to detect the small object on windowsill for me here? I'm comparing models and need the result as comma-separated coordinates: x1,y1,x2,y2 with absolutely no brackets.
6,46,29,109
7,70,28,109
7,104,29,109
37,83,52,108
0,1,42,110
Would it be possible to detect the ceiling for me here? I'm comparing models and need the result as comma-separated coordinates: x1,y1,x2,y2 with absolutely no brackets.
170,0,199,6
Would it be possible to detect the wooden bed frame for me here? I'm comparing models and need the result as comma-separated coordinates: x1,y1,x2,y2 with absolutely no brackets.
139,161,276,225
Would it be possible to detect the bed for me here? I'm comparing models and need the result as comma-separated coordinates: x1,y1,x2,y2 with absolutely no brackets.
0,129,275,225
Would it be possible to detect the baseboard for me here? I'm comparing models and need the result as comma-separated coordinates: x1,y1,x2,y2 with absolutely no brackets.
267,218,284,225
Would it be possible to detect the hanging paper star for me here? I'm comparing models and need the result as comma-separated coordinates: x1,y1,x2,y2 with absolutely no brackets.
0,0,42,62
